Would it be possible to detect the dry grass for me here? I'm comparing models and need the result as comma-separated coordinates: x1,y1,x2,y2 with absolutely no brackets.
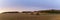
0,13,60,20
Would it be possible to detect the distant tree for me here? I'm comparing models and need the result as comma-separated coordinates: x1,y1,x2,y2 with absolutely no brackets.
40,9,60,14
36,12,39,15
2,11,20,14
22,11,33,14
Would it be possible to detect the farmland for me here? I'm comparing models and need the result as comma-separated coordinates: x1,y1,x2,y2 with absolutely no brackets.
0,13,60,20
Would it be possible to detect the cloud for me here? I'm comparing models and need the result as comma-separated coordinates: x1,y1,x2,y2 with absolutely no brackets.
1,0,60,11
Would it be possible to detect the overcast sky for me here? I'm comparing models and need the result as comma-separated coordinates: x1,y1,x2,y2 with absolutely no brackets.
0,0,60,12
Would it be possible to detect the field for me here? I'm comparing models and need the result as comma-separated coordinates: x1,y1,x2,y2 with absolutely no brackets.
0,13,60,20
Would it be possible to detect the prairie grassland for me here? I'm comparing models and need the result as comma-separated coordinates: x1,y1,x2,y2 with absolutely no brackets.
0,13,60,20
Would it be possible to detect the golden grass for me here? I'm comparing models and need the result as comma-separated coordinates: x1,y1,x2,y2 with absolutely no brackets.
0,13,60,20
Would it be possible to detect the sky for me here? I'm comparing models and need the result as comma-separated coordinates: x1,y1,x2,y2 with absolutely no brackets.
0,0,60,13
